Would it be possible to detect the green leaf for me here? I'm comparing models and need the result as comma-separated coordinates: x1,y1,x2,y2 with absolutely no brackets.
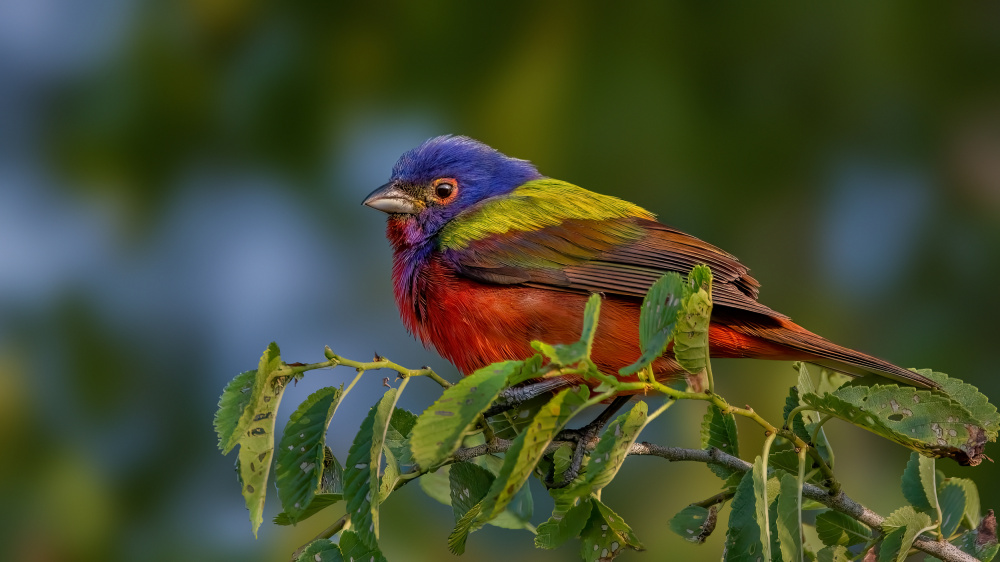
320,448,344,494
619,272,684,375
815,510,872,547
792,364,834,466
532,294,602,366
947,478,982,529
274,493,341,526
551,442,574,483
214,369,257,453
901,451,935,512
545,402,648,528
815,544,851,562
580,498,644,561
574,402,647,493
383,408,418,467
939,481,967,538
472,454,534,530
458,386,590,546
504,353,545,387
535,498,594,549
801,382,987,465
673,266,713,375
752,456,772,562
487,390,548,440
877,526,906,562
296,539,344,562
776,473,803,561
917,370,1000,441
448,462,493,524
669,504,718,544
701,404,740,478
233,343,294,537
723,468,764,562
274,386,342,524
343,388,403,549
338,530,387,562
448,499,484,555
410,361,514,469
418,466,452,507
882,505,934,562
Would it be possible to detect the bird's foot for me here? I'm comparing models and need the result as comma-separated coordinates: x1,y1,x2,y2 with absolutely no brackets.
482,377,571,418
546,395,631,489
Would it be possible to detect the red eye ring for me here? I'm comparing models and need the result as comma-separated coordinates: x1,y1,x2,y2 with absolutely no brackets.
432,178,458,202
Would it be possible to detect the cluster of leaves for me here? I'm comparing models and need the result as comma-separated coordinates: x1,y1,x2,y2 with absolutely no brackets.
214,265,999,561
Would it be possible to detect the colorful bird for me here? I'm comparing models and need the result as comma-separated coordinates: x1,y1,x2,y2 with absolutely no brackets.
363,135,936,390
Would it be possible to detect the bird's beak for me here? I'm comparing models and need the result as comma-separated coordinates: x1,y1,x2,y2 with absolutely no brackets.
362,182,421,215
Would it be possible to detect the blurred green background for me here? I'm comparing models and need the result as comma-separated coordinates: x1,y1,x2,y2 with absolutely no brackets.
2,2,999,561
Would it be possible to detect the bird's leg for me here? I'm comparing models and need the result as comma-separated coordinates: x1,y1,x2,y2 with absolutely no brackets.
481,377,573,418
547,395,631,489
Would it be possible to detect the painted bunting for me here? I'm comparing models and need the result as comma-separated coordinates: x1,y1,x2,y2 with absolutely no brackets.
363,135,936,390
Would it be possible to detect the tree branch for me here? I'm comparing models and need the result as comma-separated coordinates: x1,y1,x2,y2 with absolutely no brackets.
449,438,979,562
628,442,979,562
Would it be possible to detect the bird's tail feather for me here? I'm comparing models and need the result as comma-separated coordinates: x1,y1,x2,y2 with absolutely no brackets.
712,313,940,389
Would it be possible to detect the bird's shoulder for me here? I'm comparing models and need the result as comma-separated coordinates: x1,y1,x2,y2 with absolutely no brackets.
436,178,655,251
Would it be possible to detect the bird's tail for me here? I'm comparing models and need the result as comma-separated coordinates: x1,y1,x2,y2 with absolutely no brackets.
709,312,940,389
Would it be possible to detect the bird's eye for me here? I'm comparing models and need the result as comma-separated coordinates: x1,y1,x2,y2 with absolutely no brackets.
432,179,457,201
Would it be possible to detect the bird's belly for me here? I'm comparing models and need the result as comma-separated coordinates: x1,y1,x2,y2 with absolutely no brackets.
416,268,677,379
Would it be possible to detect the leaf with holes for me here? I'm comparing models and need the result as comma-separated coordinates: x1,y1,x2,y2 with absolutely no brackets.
338,530,387,562
954,509,998,562
533,294,602,366
620,272,684,375
776,473,803,561
448,499,484,555
940,481,967,538
230,343,294,537
410,362,515,470
274,494,341,526
580,498,644,561
543,402,647,531
448,462,493,524
343,388,404,549
701,404,740,479
215,370,256,453
815,510,872,547
572,402,647,494
669,504,719,544
295,539,343,562
801,382,988,465
536,498,594,550
462,386,590,544
723,468,764,562
917,370,1000,441
673,265,713,375
275,386,342,524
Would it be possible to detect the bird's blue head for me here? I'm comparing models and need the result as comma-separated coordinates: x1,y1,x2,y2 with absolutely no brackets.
363,135,542,243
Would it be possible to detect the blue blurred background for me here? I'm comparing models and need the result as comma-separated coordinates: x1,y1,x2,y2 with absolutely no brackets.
2,2,999,561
